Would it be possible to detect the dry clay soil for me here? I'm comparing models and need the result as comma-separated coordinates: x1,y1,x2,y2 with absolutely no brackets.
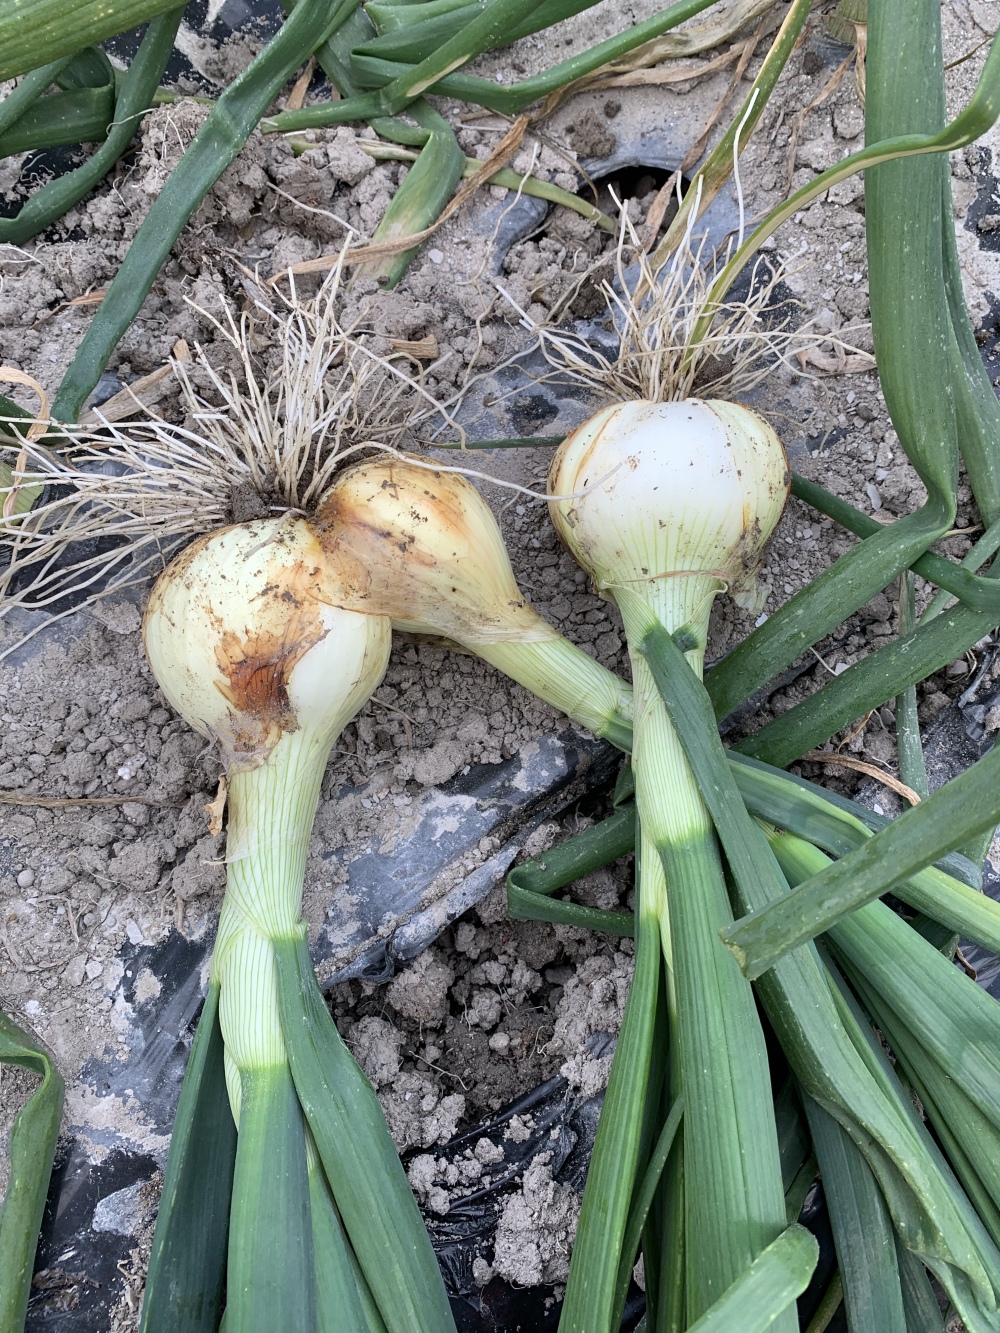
2,1,1000,1328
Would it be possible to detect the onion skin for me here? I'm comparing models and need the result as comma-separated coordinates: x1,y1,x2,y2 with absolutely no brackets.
143,515,390,772
313,455,554,645
548,399,790,620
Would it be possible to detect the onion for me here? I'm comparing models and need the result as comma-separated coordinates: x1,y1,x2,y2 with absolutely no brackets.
141,517,455,1332
314,454,632,747
145,514,391,1109
549,397,792,1326
549,399,789,635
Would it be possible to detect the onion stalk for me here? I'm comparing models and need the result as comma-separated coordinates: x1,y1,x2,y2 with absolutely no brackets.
140,515,454,1333
548,397,792,1327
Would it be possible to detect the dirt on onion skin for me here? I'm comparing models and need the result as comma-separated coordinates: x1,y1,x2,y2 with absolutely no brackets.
2,3,1000,1329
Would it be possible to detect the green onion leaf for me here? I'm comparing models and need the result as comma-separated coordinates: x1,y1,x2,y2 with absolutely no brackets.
637,616,1000,1310
802,1096,907,1333
228,1062,315,1333
273,930,455,1333
140,982,237,1333
0,85,116,158
0,55,74,139
0,7,183,249
895,1234,946,1333
560,852,661,1333
355,100,464,287
308,1159,372,1333
0,0,180,80
613,1094,684,1322
52,0,360,422
506,804,636,936
0,1010,64,1333
704,18,1000,722
267,0,726,130
722,740,1000,978
684,1224,818,1333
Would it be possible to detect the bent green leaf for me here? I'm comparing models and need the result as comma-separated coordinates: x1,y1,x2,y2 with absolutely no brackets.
685,1224,818,1333
722,739,1000,978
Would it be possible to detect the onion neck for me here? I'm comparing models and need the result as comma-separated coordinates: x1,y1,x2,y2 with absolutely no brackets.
215,918,285,1119
474,635,634,749
222,727,331,938
614,579,716,848
211,725,333,1121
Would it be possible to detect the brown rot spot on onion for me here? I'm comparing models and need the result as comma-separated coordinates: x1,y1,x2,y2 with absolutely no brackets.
214,597,328,756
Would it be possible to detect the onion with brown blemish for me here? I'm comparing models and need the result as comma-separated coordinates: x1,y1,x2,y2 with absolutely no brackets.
140,515,455,1333
143,514,390,1102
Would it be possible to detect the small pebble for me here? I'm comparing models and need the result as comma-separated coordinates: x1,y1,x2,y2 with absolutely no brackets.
64,956,87,987
16,869,34,889
472,1257,494,1286
428,249,444,264
125,920,144,946
85,958,104,980
488,1031,511,1054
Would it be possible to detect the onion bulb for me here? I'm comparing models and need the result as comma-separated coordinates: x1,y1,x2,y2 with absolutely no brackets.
314,454,631,747
144,515,390,1098
145,515,389,777
549,399,789,636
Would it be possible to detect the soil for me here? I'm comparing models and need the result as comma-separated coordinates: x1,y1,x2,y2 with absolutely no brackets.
2,1,1000,1328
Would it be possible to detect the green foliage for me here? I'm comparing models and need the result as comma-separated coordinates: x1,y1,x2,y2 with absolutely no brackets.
0,0,181,80
0,1012,64,1333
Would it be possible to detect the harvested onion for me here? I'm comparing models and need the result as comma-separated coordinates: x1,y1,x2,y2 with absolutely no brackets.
141,516,454,1333
549,398,791,1327
314,454,632,747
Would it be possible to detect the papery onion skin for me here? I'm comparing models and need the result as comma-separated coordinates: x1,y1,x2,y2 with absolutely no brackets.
314,455,555,644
